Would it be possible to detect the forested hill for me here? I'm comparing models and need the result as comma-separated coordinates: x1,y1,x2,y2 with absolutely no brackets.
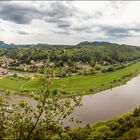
0,40,140,49
0,40,74,48
0,40,139,66
77,41,118,46
77,41,140,49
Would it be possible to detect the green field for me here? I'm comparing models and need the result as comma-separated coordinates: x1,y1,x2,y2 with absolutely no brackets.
1,61,140,95
0,76,28,91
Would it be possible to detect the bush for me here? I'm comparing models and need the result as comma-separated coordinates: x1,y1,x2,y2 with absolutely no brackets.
107,66,114,72
95,64,102,70
52,89,59,96
13,73,18,77
89,68,96,74
102,67,107,73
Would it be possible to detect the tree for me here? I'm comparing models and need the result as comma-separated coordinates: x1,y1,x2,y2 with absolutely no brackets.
107,66,114,72
90,60,96,67
56,60,64,67
0,68,81,139
89,68,96,74
95,64,102,70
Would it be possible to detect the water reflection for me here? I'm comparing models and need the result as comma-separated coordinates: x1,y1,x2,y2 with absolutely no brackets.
65,75,140,127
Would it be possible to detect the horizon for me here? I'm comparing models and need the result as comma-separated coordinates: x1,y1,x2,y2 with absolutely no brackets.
1,1,140,46
1,40,140,47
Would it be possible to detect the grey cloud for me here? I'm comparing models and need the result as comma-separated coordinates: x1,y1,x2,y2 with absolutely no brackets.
110,1,127,11
111,1,120,10
0,3,42,24
72,25,98,33
102,26,140,40
93,11,103,18
0,1,102,34
57,20,71,28
73,26,90,32
0,2,76,26
0,3,41,24
104,27,131,37
55,22,140,39
72,23,140,40
17,30,30,35
46,2,75,18
53,30,71,35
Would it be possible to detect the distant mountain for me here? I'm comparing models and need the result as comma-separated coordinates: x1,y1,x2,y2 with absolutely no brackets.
77,41,92,46
77,41,118,46
0,41,16,48
0,41,8,48
0,40,139,49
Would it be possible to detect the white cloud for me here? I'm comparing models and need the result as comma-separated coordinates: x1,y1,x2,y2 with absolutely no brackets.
0,1,140,45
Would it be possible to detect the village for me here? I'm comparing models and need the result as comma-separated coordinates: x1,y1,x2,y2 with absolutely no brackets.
0,56,98,81
0,56,36,78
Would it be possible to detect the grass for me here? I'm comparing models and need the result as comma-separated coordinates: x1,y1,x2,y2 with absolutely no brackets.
0,76,28,91
23,61,140,95
1,61,140,95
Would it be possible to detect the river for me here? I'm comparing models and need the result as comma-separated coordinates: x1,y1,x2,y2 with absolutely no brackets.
65,74,140,127
1,74,140,127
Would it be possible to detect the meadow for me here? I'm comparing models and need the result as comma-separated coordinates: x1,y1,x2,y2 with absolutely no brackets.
0,76,28,91
0,61,140,95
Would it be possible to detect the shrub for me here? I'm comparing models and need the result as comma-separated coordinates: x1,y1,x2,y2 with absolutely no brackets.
95,64,102,70
107,66,114,72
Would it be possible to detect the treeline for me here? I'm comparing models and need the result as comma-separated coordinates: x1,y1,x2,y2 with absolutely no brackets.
3,42,140,66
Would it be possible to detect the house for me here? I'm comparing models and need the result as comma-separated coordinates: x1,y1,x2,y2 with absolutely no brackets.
75,61,91,70
0,67,8,76
1,56,14,68
30,60,44,67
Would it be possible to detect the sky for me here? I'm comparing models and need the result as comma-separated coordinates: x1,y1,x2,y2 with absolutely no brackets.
1,1,140,46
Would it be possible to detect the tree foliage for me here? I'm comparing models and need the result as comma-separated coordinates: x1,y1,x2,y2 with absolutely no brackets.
0,69,81,140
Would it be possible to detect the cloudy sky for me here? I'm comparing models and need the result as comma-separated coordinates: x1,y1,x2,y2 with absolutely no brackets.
1,1,140,45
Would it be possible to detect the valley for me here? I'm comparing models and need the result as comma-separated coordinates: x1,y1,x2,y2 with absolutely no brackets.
1,41,140,139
